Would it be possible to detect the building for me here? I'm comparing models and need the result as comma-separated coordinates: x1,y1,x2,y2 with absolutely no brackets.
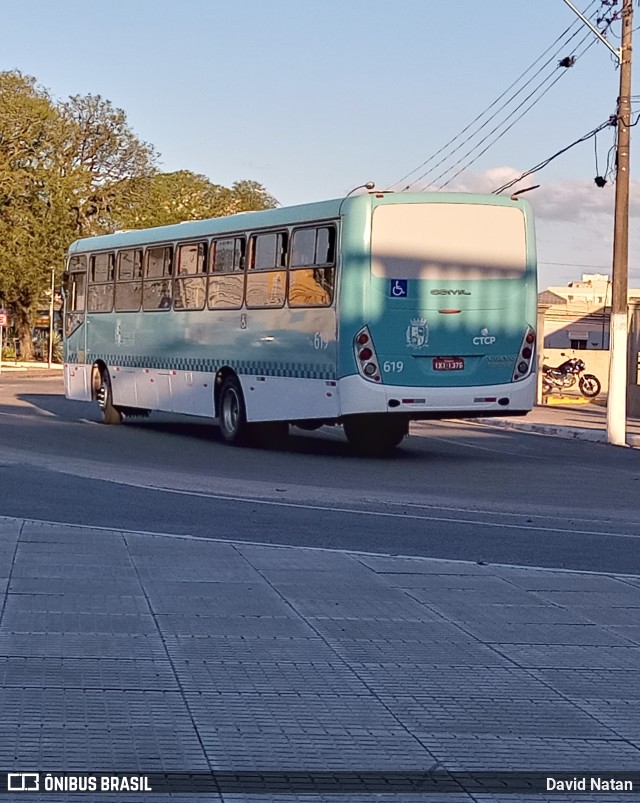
539,273,640,351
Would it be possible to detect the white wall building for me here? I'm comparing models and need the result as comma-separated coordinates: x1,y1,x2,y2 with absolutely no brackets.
539,273,640,351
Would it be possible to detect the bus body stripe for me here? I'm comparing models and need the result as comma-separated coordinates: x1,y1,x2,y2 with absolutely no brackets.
77,352,336,380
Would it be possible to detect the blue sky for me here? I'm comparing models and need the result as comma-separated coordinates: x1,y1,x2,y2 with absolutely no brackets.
2,0,638,289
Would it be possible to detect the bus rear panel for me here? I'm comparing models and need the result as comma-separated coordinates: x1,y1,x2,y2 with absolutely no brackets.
338,193,536,421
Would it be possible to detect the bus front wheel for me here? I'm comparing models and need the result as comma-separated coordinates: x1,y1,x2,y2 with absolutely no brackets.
343,414,408,456
96,369,123,425
219,376,249,445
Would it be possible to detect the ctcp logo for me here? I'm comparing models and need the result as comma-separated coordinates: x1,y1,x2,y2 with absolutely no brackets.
473,327,496,345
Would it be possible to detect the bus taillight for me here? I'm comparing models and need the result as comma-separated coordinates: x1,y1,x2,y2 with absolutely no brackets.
354,326,380,382
512,326,535,382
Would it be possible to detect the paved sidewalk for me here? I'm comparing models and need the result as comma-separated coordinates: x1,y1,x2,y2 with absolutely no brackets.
1,516,640,801
475,399,640,449
0,360,63,375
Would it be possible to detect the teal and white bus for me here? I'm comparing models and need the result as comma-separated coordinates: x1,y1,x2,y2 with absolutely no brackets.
62,191,537,455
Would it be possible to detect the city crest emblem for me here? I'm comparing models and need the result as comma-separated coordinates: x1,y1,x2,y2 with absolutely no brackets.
406,318,429,349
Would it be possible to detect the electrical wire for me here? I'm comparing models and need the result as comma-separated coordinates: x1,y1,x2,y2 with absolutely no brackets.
490,117,615,194
392,0,615,193
387,3,600,192
424,10,619,192
423,29,602,191
426,62,581,190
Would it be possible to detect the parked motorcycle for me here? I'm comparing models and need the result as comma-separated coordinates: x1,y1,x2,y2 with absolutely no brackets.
542,356,601,398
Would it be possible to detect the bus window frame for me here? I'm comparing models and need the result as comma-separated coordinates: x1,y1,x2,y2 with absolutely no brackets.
64,254,88,315
246,229,288,310
114,248,143,312
207,235,247,310
288,224,336,308
87,251,115,313
143,244,174,312
174,241,208,312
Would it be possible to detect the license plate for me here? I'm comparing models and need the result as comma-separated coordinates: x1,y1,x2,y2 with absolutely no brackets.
433,357,464,371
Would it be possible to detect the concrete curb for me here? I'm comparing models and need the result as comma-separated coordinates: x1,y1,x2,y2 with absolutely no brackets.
477,417,640,449
0,361,63,370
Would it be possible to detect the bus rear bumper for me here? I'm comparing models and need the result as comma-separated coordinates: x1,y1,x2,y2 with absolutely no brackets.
338,374,535,418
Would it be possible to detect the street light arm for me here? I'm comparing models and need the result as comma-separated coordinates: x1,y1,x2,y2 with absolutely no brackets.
560,0,621,63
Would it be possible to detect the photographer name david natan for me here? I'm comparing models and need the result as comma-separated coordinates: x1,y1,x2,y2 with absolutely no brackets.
547,776,634,792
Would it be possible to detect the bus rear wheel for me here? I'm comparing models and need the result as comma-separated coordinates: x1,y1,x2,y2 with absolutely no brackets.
343,414,408,456
96,368,123,425
219,376,249,445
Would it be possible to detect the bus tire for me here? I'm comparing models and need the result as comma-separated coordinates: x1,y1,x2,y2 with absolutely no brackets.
97,369,123,425
219,375,249,445
343,414,408,456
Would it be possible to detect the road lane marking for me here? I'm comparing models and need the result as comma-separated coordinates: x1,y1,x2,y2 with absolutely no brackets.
135,483,640,540
380,499,617,527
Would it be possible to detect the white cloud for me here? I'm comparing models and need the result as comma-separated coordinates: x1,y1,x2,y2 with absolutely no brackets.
448,168,640,223
446,168,640,290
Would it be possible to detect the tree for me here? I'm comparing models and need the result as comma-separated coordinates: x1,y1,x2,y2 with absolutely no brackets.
111,171,277,230
0,78,158,357
224,179,279,214
0,71,278,359
0,71,71,358
58,93,158,236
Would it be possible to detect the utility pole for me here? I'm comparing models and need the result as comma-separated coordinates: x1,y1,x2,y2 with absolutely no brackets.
47,268,55,369
607,0,633,446
562,0,633,446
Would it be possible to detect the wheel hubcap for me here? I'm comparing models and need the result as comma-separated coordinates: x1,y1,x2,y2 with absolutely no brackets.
222,389,239,435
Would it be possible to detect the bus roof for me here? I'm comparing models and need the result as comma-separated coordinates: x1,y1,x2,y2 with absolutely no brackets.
67,192,531,254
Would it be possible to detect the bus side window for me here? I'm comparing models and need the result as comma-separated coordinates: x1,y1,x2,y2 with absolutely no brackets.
64,254,88,337
289,226,335,308
175,242,207,311
143,246,173,311
87,252,115,313
65,255,87,313
115,249,143,312
208,236,245,309
246,231,287,308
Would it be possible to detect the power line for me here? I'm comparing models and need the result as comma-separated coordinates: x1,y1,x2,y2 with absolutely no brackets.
386,10,594,191
427,13,617,192
427,60,583,191
491,117,615,194
391,1,614,193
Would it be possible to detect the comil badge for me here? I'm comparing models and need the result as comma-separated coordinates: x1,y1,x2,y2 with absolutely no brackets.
406,318,429,349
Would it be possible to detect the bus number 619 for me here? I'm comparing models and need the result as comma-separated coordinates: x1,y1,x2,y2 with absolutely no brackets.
383,361,404,373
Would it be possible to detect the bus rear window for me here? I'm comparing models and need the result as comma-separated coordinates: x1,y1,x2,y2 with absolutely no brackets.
371,203,527,280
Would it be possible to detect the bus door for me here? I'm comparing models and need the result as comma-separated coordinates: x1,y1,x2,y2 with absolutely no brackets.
62,254,90,400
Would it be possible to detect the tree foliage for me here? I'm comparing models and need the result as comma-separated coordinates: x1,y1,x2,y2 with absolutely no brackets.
0,70,277,359
58,94,158,236
112,172,278,230
0,71,70,356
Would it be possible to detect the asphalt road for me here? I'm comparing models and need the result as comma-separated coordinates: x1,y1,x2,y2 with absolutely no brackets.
1,373,639,574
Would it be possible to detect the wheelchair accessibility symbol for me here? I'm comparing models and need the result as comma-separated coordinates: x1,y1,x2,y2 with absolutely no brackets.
389,279,408,298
